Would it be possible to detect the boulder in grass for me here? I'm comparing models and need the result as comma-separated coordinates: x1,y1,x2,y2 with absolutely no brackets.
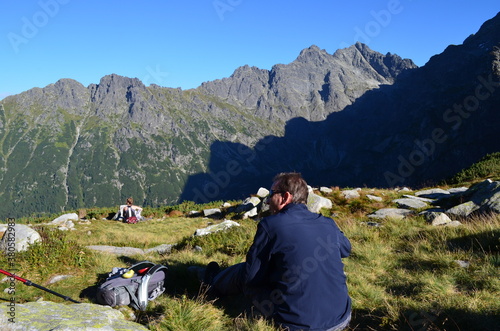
341,189,360,199
194,220,240,236
0,224,41,253
51,213,79,226
307,192,332,213
368,208,414,220
320,187,333,194
366,194,383,202
420,211,452,226
393,198,428,210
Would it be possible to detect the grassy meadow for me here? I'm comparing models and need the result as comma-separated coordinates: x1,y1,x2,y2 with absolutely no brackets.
1,155,499,330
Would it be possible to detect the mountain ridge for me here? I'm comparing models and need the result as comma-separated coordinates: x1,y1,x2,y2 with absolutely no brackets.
1,12,499,218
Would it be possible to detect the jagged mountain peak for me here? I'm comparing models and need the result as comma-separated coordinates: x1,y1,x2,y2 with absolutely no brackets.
230,64,269,79
199,43,415,121
93,73,145,90
295,45,332,64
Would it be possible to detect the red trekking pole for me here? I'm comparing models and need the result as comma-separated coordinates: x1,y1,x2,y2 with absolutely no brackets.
0,269,80,303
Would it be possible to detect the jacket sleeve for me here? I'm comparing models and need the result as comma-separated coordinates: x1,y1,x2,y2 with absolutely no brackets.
244,222,272,287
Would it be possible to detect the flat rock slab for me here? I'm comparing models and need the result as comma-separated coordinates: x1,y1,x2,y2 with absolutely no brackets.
414,188,450,199
393,198,428,209
194,220,240,236
86,245,145,256
0,301,148,330
368,208,414,220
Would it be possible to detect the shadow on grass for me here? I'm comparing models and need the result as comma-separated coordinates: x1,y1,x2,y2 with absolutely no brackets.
395,256,450,274
349,308,500,331
446,229,500,256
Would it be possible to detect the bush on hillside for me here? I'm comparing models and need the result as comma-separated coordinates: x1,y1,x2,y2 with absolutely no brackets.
443,152,500,185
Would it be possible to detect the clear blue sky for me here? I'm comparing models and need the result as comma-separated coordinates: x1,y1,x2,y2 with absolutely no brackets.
1,0,499,99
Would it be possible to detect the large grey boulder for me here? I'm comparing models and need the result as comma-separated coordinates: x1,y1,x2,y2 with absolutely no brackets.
307,191,333,213
442,179,500,217
0,301,148,330
473,180,500,214
0,224,41,253
446,201,478,217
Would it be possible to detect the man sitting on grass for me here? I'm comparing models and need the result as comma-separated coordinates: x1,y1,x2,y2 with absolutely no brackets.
202,172,352,331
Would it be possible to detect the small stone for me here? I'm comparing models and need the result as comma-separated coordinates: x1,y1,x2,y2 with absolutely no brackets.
320,187,333,194
342,189,360,199
366,194,383,202
256,187,270,198
48,275,73,284
455,260,470,268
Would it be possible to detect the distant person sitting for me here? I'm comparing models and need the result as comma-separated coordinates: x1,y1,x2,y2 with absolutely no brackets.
117,197,143,222
201,172,352,331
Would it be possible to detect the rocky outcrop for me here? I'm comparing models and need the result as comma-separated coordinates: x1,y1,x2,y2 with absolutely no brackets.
365,179,500,224
436,179,500,217
0,301,147,330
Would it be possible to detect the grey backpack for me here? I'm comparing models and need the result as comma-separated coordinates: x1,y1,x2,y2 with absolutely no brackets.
96,261,168,311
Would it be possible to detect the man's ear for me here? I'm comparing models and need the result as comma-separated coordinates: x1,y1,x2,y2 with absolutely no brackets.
281,192,293,205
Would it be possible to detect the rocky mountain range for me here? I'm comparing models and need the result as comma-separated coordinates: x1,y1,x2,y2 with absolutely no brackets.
1,12,499,219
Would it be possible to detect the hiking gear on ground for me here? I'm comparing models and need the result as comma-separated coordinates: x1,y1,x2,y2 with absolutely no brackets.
0,268,80,303
96,261,168,311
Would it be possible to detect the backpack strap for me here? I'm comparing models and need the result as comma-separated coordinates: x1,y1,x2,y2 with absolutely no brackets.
124,283,142,310
122,205,136,220
136,264,168,311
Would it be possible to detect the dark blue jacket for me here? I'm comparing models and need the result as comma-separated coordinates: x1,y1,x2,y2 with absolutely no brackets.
244,203,351,331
